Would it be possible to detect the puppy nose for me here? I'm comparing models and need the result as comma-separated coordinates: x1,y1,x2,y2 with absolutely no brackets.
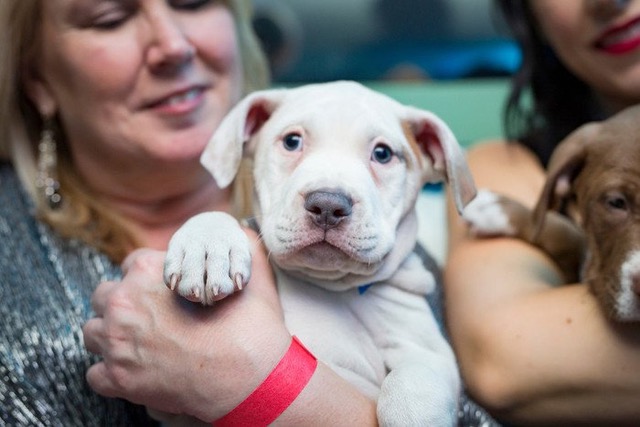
304,190,353,229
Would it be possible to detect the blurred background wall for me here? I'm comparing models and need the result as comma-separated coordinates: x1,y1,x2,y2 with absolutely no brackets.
251,0,519,83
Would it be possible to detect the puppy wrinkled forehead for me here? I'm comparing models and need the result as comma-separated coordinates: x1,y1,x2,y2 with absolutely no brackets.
586,135,640,173
273,83,406,136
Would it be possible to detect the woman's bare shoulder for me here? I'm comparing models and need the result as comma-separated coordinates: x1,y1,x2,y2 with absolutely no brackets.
467,139,535,159
465,139,546,206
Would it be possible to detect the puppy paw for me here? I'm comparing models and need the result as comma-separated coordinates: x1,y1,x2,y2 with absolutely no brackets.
377,363,459,427
462,189,518,237
164,212,252,305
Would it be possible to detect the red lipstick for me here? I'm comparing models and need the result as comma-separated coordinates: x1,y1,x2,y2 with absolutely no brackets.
594,16,640,55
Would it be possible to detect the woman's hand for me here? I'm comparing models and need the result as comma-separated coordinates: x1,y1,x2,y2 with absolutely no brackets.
83,229,292,422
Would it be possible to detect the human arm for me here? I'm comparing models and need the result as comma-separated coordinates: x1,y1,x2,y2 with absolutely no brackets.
444,141,640,426
82,230,377,425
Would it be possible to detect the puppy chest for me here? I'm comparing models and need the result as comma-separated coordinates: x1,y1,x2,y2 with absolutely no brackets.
277,278,387,399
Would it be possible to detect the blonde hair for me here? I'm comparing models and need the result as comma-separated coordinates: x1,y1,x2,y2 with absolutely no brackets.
0,0,269,262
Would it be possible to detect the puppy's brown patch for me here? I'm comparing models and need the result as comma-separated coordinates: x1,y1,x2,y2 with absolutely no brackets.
402,121,424,169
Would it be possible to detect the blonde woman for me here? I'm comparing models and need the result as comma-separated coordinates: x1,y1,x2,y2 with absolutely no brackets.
0,0,302,423
1,0,379,424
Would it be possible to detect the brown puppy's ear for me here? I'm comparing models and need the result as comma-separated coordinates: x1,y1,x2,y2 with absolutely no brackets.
402,106,477,214
532,123,598,240
200,88,287,189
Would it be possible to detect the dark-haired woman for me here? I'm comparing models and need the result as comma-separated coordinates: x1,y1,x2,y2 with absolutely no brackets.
445,0,640,425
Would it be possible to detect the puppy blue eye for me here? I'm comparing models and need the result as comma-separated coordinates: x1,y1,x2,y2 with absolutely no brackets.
283,132,303,151
372,143,393,164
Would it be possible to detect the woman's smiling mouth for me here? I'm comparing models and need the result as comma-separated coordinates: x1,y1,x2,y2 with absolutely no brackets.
145,86,208,115
595,16,640,55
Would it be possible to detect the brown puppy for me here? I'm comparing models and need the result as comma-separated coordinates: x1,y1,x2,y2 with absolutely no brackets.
464,105,640,322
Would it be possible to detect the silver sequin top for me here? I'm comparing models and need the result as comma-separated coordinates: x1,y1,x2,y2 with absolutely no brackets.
0,163,155,426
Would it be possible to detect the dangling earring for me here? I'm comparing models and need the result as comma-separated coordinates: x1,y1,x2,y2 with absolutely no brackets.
35,119,62,209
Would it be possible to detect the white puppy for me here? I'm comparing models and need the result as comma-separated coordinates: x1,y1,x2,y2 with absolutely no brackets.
164,81,476,426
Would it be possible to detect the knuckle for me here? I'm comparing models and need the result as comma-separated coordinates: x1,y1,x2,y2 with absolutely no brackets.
108,365,138,394
124,248,164,273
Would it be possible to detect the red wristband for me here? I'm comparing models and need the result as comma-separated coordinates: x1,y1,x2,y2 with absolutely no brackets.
213,336,317,427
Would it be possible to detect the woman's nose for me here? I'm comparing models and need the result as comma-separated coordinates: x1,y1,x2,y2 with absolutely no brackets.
586,0,631,19
146,11,195,72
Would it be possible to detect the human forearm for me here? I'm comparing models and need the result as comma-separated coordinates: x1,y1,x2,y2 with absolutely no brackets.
445,240,640,425
275,362,377,426
465,292,640,426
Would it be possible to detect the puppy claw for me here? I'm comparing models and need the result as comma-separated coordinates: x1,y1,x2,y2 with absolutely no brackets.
234,273,244,291
182,287,203,303
168,274,179,291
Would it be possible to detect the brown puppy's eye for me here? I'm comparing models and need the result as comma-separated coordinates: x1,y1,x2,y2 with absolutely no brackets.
605,193,628,211
282,132,303,151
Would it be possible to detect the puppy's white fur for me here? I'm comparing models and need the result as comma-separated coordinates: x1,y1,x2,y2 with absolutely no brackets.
618,251,640,321
462,189,516,237
163,81,476,425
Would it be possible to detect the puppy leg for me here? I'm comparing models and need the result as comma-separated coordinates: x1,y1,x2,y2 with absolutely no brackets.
463,190,586,283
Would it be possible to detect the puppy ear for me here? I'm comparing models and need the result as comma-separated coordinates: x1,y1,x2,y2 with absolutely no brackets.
200,88,287,189
403,107,477,214
532,123,597,239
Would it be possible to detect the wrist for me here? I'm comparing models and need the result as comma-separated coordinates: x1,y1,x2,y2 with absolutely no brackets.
213,336,317,426
275,363,378,426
